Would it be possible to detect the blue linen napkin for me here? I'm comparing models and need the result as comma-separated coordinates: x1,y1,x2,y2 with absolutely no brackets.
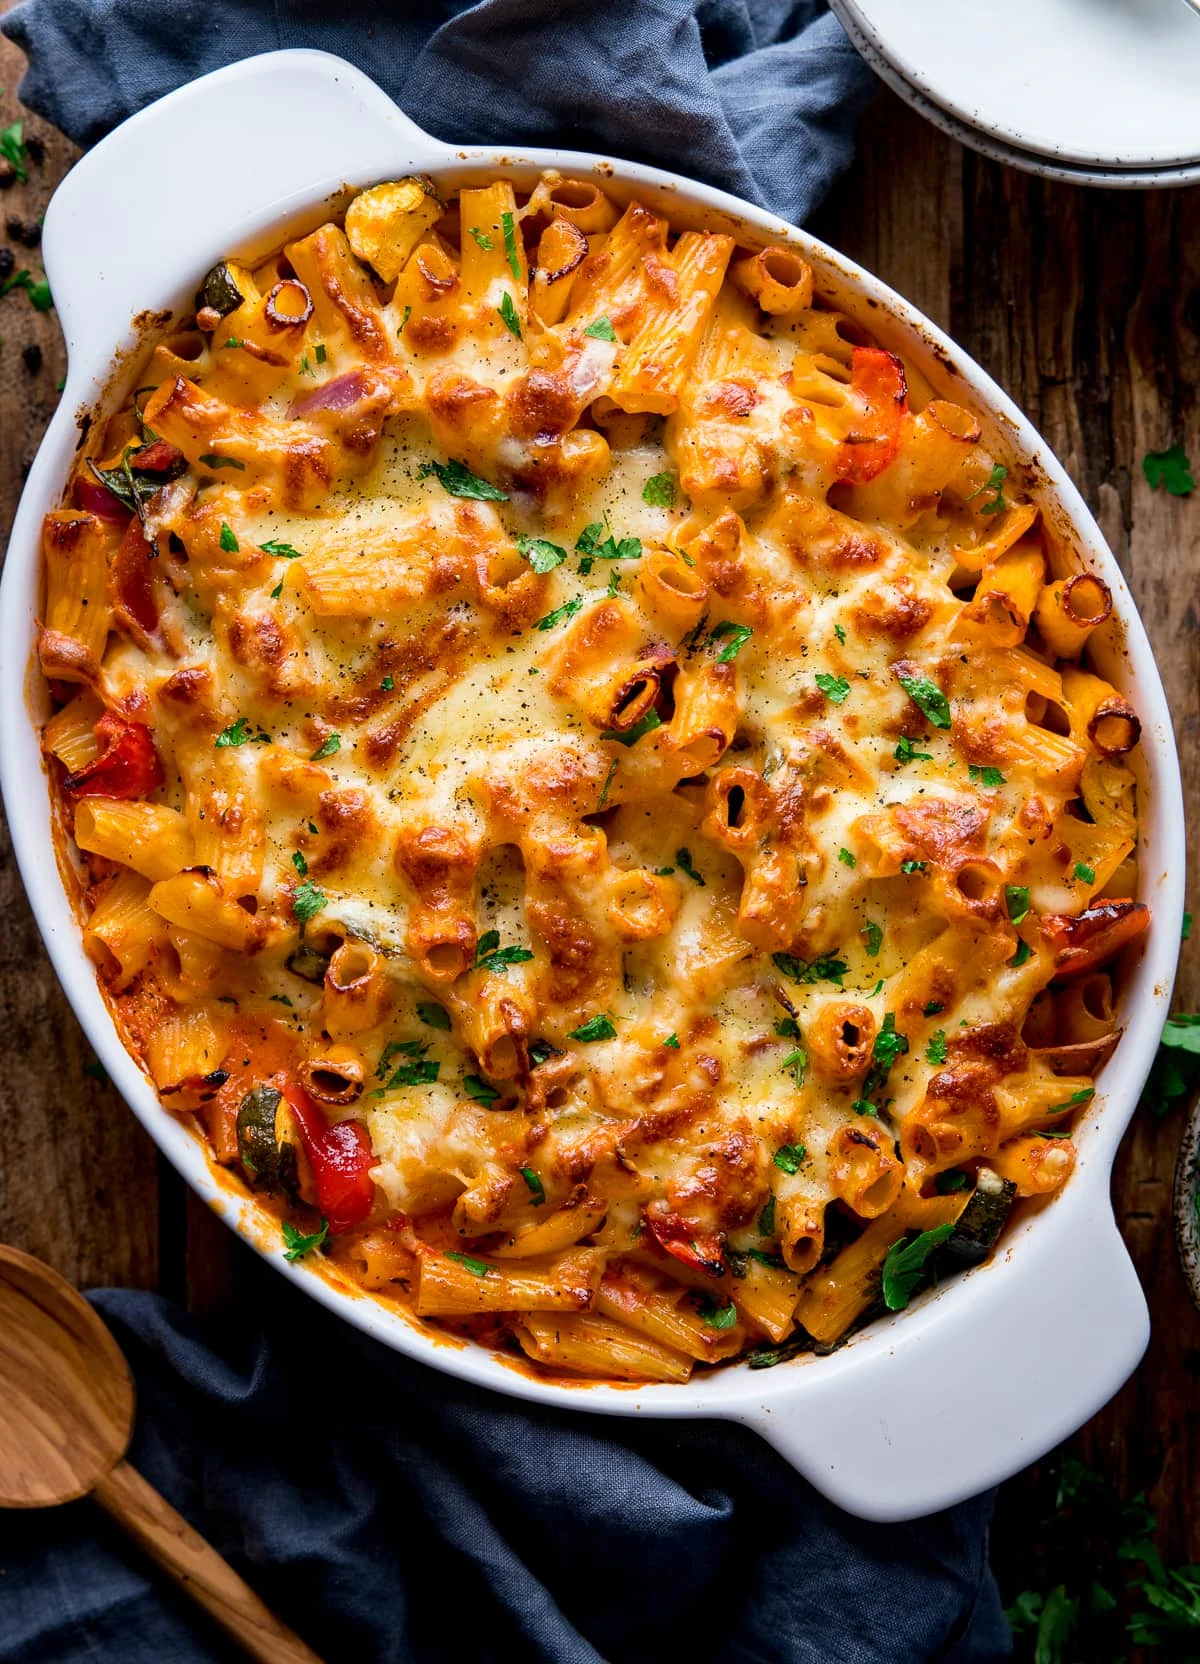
0,4,1011,1658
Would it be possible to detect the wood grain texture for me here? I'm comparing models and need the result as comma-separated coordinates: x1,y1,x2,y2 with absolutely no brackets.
0,30,160,1293
0,22,1197,1616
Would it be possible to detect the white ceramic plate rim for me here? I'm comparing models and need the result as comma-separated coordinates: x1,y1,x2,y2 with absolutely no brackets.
831,0,1200,188
0,49,1184,1523
831,0,1200,172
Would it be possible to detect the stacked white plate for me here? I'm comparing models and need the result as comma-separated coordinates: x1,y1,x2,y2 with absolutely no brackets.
831,0,1200,186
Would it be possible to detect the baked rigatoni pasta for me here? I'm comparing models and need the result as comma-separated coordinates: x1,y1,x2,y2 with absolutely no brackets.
40,171,1150,1381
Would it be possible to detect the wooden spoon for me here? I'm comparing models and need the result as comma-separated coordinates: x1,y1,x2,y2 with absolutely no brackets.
0,1244,323,1664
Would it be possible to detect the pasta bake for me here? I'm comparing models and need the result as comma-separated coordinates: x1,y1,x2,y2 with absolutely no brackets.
39,172,1150,1381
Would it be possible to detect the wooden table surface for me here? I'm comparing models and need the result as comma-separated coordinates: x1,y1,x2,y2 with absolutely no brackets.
1,22,1197,1630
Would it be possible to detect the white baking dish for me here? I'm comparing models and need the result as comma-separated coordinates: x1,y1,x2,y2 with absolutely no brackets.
0,49,1183,1523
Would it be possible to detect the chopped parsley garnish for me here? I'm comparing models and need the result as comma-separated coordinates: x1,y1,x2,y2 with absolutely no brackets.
381,675,395,691
923,1001,945,1017
569,1014,617,1042
898,672,951,730
419,458,509,501
292,850,308,877
861,1012,909,1107
315,343,327,363
269,994,293,1007
758,1195,776,1236
1011,939,1034,967
969,764,1006,786
501,210,521,280
1144,1013,1200,1116
710,621,754,662
834,623,847,645
445,1251,491,1277
197,453,245,470
473,929,535,972
1143,446,1195,497
583,316,616,341
1074,862,1096,883
310,734,341,761
222,334,243,348
376,1054,441,1091
219,522,239,552
894,737,933,764
576,522,642,563
597,758,618,810
282,1218,329,1262
299,355,314,378
663,1033,680,1049
775,1017,801,1040
968,462,1008,516
881,1223,955,1311
838,847,857,867
781,1047,807,1086
1048,1087,1095,1114
900,859,928,875
462,1075,499,1107
377,1038,427,1077
926,1030,948,1065
642,471,676,509
602,709,662,746
498,290,522,338
935,1170,969,1194
292,881,328,925
416,1001,451,1030
1,118,29,183
468,225,494,251
696,1296,738,1330
773,1143,806,1174
815,671,851,704
520,1167,546,1206
397,305,411,334
215,717,270,748
516,535,568,573
260,539,302,559
861,920,883,957
1005,885,1032,925
0,267,52,310
534,596,584,631
772,952,847,987
675,847,706,886
528,1039,560,1067
270,580,284,599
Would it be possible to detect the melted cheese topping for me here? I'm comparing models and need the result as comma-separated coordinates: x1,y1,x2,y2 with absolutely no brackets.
42,173,1146,1381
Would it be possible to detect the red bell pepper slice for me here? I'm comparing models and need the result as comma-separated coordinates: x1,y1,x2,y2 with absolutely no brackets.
645,1207,727,1278
1040,899,1150,979
834,346,908,485
112,518,159,636
283,1084,375,1233
63,711,164,800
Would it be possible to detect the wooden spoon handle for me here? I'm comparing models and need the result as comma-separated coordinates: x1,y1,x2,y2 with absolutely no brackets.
92,1457,324,1664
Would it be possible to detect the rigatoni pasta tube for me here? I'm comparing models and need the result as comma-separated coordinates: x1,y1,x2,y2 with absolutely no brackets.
414,1246,601,1316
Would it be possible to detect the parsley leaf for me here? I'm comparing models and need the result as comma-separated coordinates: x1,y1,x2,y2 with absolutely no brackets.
861,920,883,957
381,675,395,691
968,764,1006,786
900,859,928,874
397,305,411,335
292,882,328,925
894,737,933,764
1143,445,1195,497
534,596,584,631
376,1055,441,1091
468,225,494,251
583,316,616,341
198,453,244,471
292,850,308,878
675,847,706,886
0,118,29,183
642,471,676,508
663,1033,680,1049
861,1012,909,1106
417,1002,451,1030
445,1250,490,1277
968,462,1008,516
520,1167,546,1205
758,1195,776,1236
1047,1086,1095,1115
898,672,951,730
774,1143,806,1174
569,1014,617,1042
772,952,847,986
315,343,327,364
881,1223,955,1311
501,210,521,280
462,1075,499,1107
926,1030,948,1065
602,709,662,746
419,458,509,501
781,1047,807,1085
710,621,754,662
1005,885,1032,925
935,1169,969,1194
311,734,341,761
498,290,522,339
215,717,270,748
282,1218,329,1262
219,522,239,553
516,535,568,573
1074,861,1096,883
260,539,302,559
816,671,851,704
696,1296,738,1330
473,930,535,972
923,1001,944,1017
838,847,857,867
834,623,847,645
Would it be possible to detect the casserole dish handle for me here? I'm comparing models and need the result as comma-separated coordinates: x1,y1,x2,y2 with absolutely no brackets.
42,50,443,361
741,1200,1148,1522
